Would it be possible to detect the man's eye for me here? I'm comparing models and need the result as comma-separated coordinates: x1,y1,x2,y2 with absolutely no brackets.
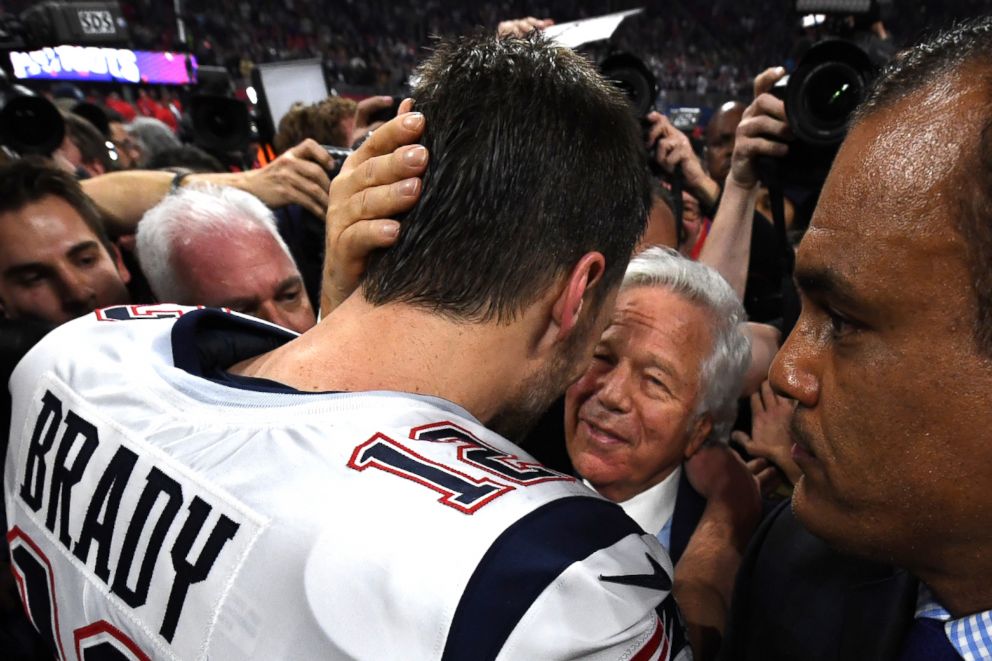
278,289,302,303
15,272,44,286
827,309,858,338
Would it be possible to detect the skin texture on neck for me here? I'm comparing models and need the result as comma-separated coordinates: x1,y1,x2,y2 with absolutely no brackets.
231,284,583,438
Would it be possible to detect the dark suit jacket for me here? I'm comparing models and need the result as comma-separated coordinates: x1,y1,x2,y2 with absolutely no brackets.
719,501,918,661
668,468,706,566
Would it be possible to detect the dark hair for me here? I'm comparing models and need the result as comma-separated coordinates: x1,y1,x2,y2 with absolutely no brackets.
102,107,125,124
361,31,650,323
855,17,992,354
0,157,114,252
62,112,115,173
146,145,225,173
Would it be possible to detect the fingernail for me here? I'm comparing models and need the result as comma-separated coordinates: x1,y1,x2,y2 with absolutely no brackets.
403,145,427,166
402,112,424,129
399,178,419,196
382,222,400,237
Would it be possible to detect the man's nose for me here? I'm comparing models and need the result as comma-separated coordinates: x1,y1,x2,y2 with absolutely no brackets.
595,364,633,413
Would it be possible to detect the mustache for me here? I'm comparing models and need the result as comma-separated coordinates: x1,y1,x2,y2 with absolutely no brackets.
789,414,816,453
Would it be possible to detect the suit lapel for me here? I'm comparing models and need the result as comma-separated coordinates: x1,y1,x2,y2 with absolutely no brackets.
837,569,918,660
668,467,706,565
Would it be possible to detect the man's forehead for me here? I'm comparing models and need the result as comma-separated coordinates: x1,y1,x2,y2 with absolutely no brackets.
809,74,985,240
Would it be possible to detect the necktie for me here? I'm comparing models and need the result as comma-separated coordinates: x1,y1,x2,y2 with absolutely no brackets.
897,617,961,660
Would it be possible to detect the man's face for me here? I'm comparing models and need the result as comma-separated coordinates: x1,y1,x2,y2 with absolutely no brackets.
0,195,130,324
769,79,992,568
704,103,744,184
109,122,140,169
174,225,316,333
565,285,712,503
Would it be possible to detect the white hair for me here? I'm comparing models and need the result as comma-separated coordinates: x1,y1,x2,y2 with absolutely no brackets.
135,184,293,303
621,247,751,444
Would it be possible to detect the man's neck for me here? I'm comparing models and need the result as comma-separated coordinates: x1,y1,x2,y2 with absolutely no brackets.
231,294,548,427
915,554,992,618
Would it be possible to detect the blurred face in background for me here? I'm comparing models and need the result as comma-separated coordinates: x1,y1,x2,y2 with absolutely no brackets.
109,121,141,169
0,195,130,324
704,101,744,184
172,224,316,333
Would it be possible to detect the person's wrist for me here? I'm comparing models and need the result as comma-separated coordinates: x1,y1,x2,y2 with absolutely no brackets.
725,169,760,193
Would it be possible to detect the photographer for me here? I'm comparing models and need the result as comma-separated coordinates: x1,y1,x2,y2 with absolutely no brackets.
645,82,797,333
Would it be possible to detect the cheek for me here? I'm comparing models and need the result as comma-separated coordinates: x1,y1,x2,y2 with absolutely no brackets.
563,380,587,437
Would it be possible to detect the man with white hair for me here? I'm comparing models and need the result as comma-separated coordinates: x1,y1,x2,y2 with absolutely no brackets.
565,247,751,564
136,185,316,333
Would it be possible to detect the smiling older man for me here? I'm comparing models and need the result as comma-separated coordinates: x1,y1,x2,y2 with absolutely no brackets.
565,247,751,562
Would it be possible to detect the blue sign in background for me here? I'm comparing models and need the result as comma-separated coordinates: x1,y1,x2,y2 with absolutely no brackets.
10,47,198,85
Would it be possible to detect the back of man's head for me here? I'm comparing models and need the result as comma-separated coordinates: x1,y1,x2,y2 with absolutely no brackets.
361,31,651,323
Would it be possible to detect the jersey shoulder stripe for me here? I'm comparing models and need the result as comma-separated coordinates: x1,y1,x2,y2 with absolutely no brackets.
442,495,641,660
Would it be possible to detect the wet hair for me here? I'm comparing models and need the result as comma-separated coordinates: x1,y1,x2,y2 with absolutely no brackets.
0,157,113,254
854,16,992,355
622,247,750,444
361,30,650,323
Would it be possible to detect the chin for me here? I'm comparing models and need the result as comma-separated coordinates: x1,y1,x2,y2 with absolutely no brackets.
791,479,898,566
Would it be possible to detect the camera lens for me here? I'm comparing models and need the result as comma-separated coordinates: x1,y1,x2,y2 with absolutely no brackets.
800,62,864,134
0,96,65,155
785,39,875,148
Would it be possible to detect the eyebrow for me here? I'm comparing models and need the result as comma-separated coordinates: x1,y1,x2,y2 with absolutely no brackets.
598,330,682,383
794,266,863,309
275,275,304,294
2,240,102,280
66,240,101,259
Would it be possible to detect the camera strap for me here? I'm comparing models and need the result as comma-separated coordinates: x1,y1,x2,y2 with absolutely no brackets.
766,179,795,275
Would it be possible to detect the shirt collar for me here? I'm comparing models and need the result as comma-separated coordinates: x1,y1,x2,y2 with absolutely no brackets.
916,583,992,661
584,465,682,536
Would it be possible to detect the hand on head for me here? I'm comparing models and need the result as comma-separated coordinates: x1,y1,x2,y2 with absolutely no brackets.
320,99,428,314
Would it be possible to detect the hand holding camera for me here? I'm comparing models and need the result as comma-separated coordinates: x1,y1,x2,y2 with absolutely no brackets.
645,111,720,209
729,67,793,191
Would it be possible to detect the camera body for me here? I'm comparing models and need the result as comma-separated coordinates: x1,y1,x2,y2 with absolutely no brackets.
764,38,876,187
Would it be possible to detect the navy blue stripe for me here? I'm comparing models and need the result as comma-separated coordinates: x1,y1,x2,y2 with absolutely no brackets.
441,495,643,661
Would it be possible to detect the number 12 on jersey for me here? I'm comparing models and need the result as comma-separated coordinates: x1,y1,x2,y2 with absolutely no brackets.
347,422,571,514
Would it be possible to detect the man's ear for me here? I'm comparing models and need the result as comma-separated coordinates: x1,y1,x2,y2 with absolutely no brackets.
109,241,131,285
551,251,606,341
684,414,713,459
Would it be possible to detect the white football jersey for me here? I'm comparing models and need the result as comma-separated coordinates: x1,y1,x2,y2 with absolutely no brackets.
4,304,690,661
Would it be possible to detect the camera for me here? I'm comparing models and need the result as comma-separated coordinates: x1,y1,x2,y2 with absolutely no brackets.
0,71,64,156
766,38,876,186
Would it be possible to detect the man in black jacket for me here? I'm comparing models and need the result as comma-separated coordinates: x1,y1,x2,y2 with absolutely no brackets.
722,17,992,660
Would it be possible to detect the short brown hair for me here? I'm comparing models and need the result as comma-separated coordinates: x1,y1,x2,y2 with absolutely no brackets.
272,96,357,153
